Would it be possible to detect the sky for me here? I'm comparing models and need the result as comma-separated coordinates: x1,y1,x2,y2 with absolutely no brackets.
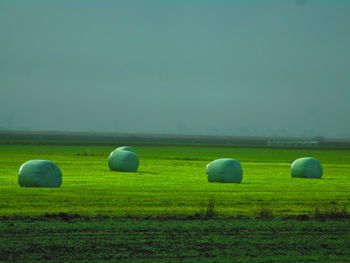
0,0,349,138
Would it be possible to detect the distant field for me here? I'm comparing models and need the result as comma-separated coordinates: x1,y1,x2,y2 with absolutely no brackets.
0,144,349,218
1,131,350,149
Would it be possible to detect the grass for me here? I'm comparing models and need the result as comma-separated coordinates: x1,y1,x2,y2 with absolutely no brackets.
312,204,350,220
0,144,349,262
0,145,349,218
1,218,350,263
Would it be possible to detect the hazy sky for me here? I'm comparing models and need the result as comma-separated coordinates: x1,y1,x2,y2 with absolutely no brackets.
1,0,349,138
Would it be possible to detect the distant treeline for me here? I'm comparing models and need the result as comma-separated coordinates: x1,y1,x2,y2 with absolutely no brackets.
0,131,349,149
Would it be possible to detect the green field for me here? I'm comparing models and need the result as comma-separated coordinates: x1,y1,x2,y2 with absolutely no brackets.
0,145,349,218
1,144,350,262
1,219,350,263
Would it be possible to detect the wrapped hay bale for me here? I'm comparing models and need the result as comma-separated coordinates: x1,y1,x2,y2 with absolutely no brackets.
114,146,135,153
291,157,323,178
18,160,62,188
108,147,139,172
206,158,243,183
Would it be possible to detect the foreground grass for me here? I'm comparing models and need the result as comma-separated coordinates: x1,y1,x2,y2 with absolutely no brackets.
1,218,349,263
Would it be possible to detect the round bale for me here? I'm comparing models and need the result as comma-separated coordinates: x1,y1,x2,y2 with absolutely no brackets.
108,149,139,172
115,146,135,153
18,160,62,188
206,158,243,183
291,157,323,178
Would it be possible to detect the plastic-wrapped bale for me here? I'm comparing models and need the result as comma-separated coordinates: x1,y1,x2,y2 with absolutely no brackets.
114,146,135,153
18,160,62,188
108,149,139,172
206,158,243,183
291,157,323,178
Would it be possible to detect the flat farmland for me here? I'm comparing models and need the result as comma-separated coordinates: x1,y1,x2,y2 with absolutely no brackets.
1,144,350,262
1,219,350,263
0,145,349,218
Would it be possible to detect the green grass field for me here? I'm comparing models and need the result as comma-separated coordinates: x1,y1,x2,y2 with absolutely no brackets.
0,144,349,262
1,219,350,263
0,145,349,218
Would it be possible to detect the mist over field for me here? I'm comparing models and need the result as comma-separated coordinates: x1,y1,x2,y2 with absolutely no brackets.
1,0,349,139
